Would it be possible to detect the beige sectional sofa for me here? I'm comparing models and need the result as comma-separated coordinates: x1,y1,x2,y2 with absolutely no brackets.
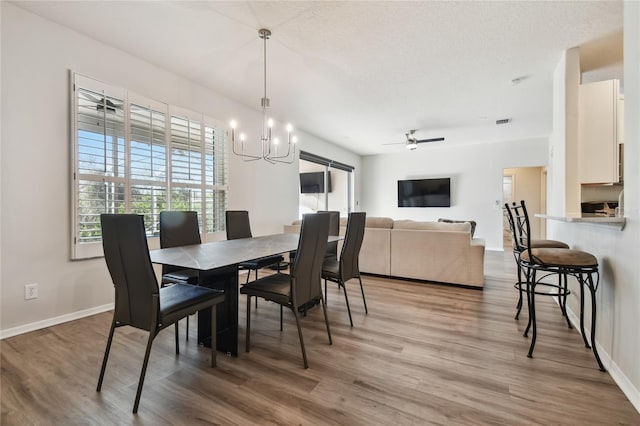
284,216,485,288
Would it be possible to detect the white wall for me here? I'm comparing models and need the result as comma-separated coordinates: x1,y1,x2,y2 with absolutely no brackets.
360,138,548,250
0,3,360,335
547,2,640,411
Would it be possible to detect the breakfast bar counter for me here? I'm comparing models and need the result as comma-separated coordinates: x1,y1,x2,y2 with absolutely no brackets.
536,214,626,230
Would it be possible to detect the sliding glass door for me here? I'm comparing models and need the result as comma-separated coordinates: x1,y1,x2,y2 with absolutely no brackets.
298,151,353,218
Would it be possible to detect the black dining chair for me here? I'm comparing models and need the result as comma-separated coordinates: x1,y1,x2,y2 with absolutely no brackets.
226,210,284,284
319,210,340,262
240,213,332,369
321,212,367,327
97,214,225,413
159,210,202,342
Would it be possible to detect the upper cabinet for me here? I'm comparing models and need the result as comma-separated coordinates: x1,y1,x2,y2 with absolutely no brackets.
579,79,623,184
618,95,624,144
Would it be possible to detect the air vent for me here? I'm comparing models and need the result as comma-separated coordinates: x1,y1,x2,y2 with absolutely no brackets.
496,118,511,125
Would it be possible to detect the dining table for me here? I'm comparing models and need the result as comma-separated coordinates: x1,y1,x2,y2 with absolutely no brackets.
149,233,342,356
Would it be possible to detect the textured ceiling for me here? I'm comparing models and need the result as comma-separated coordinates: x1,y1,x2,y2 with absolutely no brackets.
14,1,624,155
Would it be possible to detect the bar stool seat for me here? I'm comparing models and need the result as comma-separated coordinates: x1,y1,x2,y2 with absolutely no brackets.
522,248,597,267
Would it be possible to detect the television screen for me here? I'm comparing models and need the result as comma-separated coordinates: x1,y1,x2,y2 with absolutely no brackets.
398,178,451,207
300,171,332,194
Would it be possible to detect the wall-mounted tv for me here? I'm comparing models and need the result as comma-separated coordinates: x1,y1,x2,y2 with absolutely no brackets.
398,178,451,207
300,171,332,194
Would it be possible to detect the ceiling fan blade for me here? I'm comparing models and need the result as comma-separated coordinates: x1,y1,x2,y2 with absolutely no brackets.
416,137,445,144
381,142,405,146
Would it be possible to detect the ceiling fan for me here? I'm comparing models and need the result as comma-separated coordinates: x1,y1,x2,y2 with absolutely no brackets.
383,130,445,150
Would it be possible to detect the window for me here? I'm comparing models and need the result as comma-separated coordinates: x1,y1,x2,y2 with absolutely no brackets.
71,73,227,259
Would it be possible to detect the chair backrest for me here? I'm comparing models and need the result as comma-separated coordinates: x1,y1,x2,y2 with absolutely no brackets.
159,211,201,275
291,213,330,308
339,212,367,280
226,210,253,240
101,214,159,331
504,201,532,253
318,210,340,258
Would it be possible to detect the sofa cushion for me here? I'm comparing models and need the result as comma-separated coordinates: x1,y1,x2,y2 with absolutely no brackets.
438,218,476,237
365,217,394,229
393,220,471,233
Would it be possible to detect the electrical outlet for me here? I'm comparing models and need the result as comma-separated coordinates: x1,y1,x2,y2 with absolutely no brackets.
25,283,38,300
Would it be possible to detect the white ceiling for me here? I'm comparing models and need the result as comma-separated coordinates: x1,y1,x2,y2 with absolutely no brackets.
14,1,623,155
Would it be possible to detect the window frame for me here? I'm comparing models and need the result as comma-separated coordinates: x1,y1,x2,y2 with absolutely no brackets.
70,72,228,260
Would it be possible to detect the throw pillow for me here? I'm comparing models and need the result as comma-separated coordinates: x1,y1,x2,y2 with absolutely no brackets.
438,218,476,237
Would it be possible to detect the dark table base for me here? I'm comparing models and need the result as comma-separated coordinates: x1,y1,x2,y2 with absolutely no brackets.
196,265,239,356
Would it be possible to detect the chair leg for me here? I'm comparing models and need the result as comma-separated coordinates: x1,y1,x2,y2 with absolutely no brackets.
211,305,217,368
559,273,572,329
523,267,533,337
280,305,283,331
324,278,328,304
515,260,523,320
320,296,333,345
186,315,189,341
254,270,258,309
174,322,180,355
96,317,117,392
527,270,538,358
341,281,354,327
358,275,368,314
579,274,590,348
292,307,308,369
245,296,251,352
133,331,156,414
586,272,606,371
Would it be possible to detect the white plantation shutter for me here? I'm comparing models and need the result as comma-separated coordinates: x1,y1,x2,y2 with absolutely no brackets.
71,73,227,259
72,75,126,258
204,119,227,233
128,97,169,237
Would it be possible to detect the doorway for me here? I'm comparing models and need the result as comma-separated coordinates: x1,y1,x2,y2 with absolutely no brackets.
503,167,547,250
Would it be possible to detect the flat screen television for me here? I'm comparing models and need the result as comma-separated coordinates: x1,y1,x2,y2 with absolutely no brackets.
300,171,332,194
397,178,451,207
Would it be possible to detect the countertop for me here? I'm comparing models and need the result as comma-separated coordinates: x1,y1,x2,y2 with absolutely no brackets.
535,214,626,230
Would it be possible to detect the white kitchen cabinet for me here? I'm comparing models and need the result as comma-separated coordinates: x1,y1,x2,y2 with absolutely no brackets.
618,95,624,144
578,79,621,184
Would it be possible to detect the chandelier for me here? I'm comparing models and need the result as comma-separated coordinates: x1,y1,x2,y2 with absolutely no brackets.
230,29,298,164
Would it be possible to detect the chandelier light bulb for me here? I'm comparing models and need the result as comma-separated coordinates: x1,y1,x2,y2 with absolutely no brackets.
230,120,237,129
273,137,280,145
286,123,293,132
292,136,298,143
267,118,274,128
240,133,246,142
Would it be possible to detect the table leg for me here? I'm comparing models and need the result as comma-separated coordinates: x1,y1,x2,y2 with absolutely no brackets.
197,264,239,356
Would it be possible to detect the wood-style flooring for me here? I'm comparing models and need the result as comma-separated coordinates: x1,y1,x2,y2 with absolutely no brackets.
2,251,639,425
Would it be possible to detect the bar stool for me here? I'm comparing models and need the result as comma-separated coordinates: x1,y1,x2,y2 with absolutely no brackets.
513,200,605,371
504,202,570,321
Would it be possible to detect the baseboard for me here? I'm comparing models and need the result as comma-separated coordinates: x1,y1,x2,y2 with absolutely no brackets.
0,303,114,340
563,303,640,414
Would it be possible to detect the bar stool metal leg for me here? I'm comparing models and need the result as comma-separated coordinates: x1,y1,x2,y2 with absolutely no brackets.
586,271,606,371
579,273,591,349
527,269,538,358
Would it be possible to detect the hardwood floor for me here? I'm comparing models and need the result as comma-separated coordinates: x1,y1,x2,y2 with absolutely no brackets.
2,251,639,425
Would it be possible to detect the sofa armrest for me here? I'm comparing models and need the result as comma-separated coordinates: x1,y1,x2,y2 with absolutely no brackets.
359,227,391,275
